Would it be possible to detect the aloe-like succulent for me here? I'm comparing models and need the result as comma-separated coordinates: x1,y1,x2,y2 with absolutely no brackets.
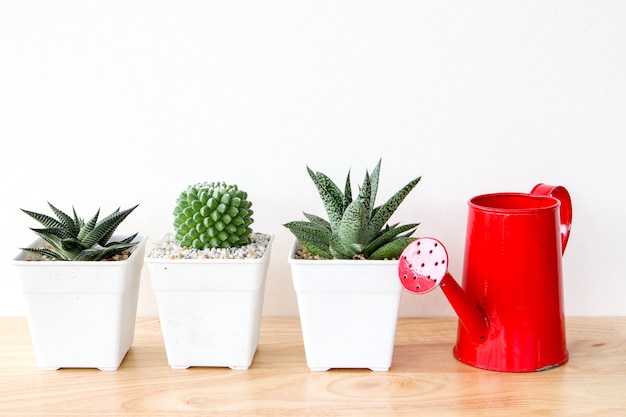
173,181,254,249
284,159,421,260
20,203,139,261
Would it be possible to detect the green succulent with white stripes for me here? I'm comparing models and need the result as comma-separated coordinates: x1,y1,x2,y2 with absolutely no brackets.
20,203,139,261
284,159,421,260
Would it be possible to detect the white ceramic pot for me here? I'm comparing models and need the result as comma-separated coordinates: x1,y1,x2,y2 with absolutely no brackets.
13,235,147,371
145,235,273,370
288,240,403,371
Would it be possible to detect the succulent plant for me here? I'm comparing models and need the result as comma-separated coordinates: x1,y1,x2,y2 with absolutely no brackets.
20,203,139,261
173,182,254,249
284,159,421,260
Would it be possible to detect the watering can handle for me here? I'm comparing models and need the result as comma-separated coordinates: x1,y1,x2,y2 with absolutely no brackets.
531,184,572,253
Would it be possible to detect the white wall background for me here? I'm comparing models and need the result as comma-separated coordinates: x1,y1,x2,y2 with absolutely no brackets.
1,0,624,317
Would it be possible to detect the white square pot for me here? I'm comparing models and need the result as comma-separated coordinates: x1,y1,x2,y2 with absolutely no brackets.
145,235,273,370
288,240,403,371
13,235,147,371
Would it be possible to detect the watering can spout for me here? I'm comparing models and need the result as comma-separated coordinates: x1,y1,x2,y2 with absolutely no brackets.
439,273,489,341
398,237,489,342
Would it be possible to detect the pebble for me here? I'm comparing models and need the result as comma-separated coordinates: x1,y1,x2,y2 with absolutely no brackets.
147,232,271,260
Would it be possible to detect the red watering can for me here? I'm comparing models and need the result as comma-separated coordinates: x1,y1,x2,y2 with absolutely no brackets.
399,184,572,372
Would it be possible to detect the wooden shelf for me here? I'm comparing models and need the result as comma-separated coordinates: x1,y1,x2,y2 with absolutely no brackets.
1,317,624,416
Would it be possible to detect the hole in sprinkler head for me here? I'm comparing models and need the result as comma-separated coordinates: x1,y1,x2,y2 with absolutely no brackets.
442,260,445,264
402,274,407,279
435,262,439,266
417,250,421,255
429,250,433,254
434,243,438,247
421,263,425,267
416,285,421,289
427,275,431,279
417,241,421,246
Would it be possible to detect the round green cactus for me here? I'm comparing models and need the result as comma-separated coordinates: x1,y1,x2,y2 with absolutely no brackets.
173,182,254,249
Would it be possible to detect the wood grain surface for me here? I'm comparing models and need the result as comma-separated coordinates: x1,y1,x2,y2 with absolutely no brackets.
0,317,624,416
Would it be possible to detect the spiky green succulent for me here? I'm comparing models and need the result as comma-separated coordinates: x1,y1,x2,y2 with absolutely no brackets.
173,182,254,249
284,159,421,260
20,203,139,261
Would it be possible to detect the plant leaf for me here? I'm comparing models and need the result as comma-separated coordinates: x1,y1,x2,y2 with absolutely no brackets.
77,209,100,241
357,170,372,219
29,227,73,241
367,176,421,241
47,202,79,237
369,159,381,212
20,247,67,261
336,199,367,253
83,205,138,247
29,229,64,252
307,167,344,230
284,221,332,244
303,212,332,231
286,228,333,259
73,242,137,261
328,234,353,259
342,170,352,212
109,233,138,246
364,223,419,258
20,208,62,229
369,236,416,260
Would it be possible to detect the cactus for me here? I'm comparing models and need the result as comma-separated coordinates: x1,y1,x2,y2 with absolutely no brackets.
20,203,139,261
173,182,254,249
284,159,421,260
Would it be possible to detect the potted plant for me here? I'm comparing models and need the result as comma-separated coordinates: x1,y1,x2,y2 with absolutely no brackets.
285,159,421,371
12,203,146,371
145,181,273,370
